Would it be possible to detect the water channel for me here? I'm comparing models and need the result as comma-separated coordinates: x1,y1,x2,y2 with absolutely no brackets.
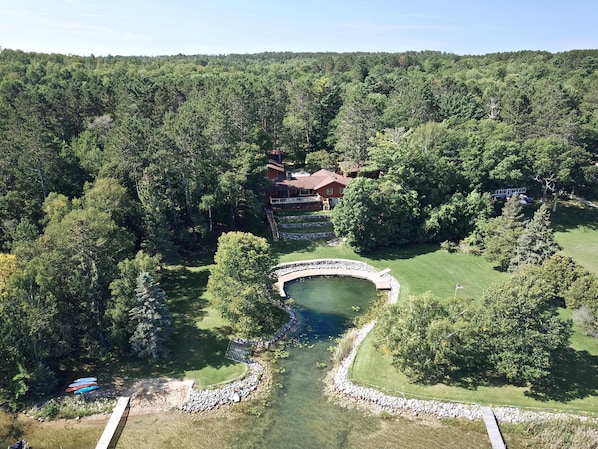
2,276,513,448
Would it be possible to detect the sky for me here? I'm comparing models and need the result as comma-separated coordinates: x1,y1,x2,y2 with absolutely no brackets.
1,0,597,57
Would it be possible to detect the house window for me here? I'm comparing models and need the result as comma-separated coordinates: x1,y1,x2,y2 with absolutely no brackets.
327,187,334,195
340,187,345,194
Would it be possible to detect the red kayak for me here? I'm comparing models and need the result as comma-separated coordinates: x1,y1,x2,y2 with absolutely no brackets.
65,382,98,393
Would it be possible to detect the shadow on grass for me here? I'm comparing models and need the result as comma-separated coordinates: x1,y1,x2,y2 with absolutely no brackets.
551,203,598,233
100,265,240,381
525,348,598,402
366,243,440,261
271,239,326,259
406,346,598,405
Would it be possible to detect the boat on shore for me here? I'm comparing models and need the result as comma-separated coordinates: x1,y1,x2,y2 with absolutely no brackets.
65,382,97,393
74,385,99,395
68,378,97,388
71,377,97,384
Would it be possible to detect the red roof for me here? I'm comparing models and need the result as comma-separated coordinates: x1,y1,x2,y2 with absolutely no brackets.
275,169,351,191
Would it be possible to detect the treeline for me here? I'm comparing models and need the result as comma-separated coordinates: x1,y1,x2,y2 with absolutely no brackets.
0,48,597,404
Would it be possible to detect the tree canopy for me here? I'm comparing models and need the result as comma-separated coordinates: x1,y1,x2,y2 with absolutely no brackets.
0,48,597,403
207,231,281,337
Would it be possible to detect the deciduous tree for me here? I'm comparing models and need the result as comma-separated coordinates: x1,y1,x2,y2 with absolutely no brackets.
479,266,571,385
207,232,281,337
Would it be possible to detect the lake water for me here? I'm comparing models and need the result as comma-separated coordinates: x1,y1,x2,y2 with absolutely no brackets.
1,277,505,448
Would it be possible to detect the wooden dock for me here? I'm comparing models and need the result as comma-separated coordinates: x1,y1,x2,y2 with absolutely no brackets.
481,406,506,449
96,396,130,449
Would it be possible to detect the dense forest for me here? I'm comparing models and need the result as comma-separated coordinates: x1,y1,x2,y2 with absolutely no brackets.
0,48,597,405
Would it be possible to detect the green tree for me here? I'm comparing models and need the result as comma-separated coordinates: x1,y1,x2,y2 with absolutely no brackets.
207,232,280,337
483,193,528,270
305,149,336,172
332,83,385,162
375,293,476,382
524,137,591,209
479,266,572,385
129,272,172,360
508,204,559,272
331,177,420,253
383,72,439,129
82,177,135,229
107,250,162,349
20,205,134,366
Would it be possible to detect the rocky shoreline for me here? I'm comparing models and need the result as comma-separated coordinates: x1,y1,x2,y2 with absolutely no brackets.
179,259,593,424
180,361,265,413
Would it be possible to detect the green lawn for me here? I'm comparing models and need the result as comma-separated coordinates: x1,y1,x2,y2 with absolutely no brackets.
101,201,598,409
273,211,598,416
166,265,248,387
101,262,247,388
276,242,507,302
351,330,598,416
553,201,598,275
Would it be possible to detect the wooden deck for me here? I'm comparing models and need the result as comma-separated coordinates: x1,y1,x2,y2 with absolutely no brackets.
275,268,391,297
96,396,130,449
481,406,507,449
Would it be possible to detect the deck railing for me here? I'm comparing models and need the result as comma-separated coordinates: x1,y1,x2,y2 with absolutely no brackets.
270,195,321,205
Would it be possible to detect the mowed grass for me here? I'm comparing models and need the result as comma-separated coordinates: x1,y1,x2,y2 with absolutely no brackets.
553,201,598,275
97,201,596,407
276,242,507,302
351,330,598,416
274,206,598,416
102,261,247,388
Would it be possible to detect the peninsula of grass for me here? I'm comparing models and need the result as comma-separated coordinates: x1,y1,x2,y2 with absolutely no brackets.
273,201,598,417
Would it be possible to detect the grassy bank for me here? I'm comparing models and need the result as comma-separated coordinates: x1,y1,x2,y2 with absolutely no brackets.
85,201,598,412
553,201,598,274
273,203,598,416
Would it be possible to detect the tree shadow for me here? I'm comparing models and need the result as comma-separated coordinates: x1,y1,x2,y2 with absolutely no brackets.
408,346,598,404
551,203,598,233
525,348,598,402
98,265,242,382
160,266,240,376
366,243,440,262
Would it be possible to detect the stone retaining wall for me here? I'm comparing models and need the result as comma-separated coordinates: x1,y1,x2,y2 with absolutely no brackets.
278,221,332,229
277,214,332,222
279,231,335,240
180,259,590,424
329,322,584,424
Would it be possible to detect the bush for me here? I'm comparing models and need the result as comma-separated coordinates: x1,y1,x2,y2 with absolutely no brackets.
440,240,459,253
39,400,60,419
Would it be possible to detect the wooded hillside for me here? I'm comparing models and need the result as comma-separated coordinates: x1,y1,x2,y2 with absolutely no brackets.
0,49,597,404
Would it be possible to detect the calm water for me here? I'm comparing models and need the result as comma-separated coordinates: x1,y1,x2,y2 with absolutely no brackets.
253,276,378,449
2,277,505,449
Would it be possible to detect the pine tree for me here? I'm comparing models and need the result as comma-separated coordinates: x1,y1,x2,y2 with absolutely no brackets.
508,204,560,272
129,272,172,360
484,194,528,270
